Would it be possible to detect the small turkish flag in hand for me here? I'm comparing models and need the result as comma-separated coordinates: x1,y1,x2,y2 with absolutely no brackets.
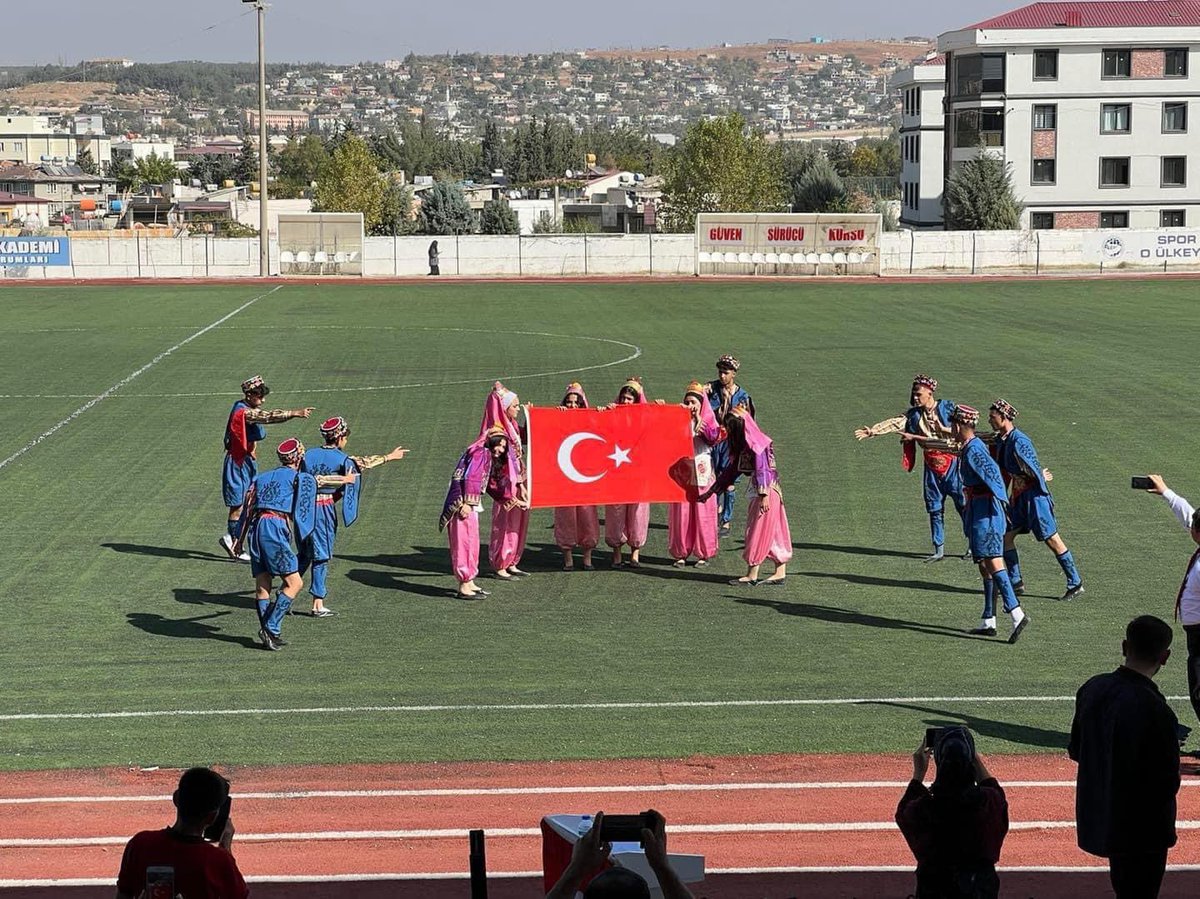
528,405,695,508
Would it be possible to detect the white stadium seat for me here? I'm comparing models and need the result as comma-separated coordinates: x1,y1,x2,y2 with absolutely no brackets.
296,251,312,265
697,251,711,264
764,252,780,264
833,252,848,265
805,253,820,265
819,253,835,265
737,252,752,264
751,253,765,265
847,252,863,264
723,252,740,264
778,252,793,264
279,250,295,265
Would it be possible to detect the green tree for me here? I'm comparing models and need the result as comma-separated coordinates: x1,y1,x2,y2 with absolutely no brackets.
481,120,504,177
188,154,238,188
134,151,179,187
275,134,329,198
313,133,387,231
531,210,561,233
792,156,847,213
235,134,259,185
418,181,475,235
374,181,418,236
660,113,786,232
75,147,98,175
944,153,1022,231
479,198,520,235
108,158,139,192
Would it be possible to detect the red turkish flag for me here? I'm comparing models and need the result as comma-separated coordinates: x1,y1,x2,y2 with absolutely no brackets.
527,405,695,508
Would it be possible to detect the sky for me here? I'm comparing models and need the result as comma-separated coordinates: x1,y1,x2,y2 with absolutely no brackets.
1,0,1032,65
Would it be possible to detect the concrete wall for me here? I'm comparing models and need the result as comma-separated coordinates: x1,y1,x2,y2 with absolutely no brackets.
4,229,1200,280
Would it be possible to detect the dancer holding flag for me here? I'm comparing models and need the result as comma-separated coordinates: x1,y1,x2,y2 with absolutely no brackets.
553,383,600,571
298,417,409,617
854,375,966,562
707,355,755,536
706,405,791,586
604,378,651,567
480,382,531,580
220,376,314,561
668,381,722,567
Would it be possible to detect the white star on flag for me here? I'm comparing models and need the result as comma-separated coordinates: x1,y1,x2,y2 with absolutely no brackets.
608,445,632,468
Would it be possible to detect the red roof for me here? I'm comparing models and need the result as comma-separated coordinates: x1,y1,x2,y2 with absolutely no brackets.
968,1,1200,29
0,191,49,204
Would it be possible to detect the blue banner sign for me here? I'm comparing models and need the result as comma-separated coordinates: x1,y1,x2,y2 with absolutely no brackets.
0,237,72,266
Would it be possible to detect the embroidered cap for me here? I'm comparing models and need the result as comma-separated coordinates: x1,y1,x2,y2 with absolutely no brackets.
912,375,938,392
241,375,270,396
483,425,508,447
952,405,980,427
277,438,305,464
685,380,707,400
990,399,1018,421
320,416,349,441
717,354,741,372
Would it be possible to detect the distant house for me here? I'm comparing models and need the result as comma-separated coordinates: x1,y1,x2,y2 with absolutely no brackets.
0,190,51,225
0,163,115,218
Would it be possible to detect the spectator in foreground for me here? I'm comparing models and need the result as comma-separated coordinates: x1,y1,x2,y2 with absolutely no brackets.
1069,615,1180,899
546,810,694,899
115,767,248,899
896,727,1009,898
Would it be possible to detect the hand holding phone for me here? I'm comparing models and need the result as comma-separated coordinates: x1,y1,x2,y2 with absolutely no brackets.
599,811,655,846
1131,476,1154,491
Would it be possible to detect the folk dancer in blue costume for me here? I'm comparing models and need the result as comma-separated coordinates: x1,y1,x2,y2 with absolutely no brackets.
220,375,314,561
855,375,967,561
707,354,756,536
952,406,1029,644
987,399,1084,602
234,439,356,650
298,417,409,617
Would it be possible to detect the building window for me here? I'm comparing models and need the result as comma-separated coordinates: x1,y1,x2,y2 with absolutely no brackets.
1161,209,1186,227
1103,50,1132,78
1163,102,1188,133
1162,156,1187,187
1033,49,1058,80
1033,104,1057,130
915,89,921,115
1031,212,1055,229
954,109,1005,148
1032,159,1056,184
13,142,21,151
1165,48,1189,78
1101,103,1132,134
1100,157,1131,187
953,53,1005,96
1100,211,1129,228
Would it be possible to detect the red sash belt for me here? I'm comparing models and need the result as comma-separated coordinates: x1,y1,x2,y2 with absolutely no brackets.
924,450,955,476
316,495,336,505
964,486,994,500
260,511,290,521
1009,477,1033,499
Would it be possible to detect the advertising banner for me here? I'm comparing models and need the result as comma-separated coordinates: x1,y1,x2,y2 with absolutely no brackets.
0,237,71,267
1090,229,1200,264
696,213,881,256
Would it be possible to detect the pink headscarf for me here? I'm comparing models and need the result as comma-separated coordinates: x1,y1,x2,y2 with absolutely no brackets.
734,406,772,454
616,378,647,405
477,381,523,496
685,381,718,435
562,382,589,408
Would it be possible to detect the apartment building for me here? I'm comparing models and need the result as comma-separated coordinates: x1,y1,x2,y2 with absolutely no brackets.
0,116,113,168
896,54,947,228
937,0,1200,229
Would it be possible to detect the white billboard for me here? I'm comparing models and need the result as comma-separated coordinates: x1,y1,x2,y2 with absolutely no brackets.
696,212,882,275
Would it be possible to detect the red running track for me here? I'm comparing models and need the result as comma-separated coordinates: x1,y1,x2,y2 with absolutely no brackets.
3,754,1199,897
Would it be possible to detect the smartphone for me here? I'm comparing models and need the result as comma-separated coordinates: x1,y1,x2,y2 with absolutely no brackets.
203,795,232,842
145,866,174,899
924,727,945,749
1132,476,1154,490
599,812,653,845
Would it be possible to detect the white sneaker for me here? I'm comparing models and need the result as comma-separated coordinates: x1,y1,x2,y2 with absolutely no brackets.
219,534,238,560
238,550,251,562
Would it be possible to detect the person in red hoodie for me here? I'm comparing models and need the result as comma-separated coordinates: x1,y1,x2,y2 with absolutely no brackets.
116,767,248,899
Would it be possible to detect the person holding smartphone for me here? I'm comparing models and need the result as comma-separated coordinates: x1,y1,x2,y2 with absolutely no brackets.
1144,475,1200,729
116,767,248,899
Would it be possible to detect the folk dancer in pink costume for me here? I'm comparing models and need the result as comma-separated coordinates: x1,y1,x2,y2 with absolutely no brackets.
553,382,600,571
604,378,651,567
668,381,722,567
439,425,511,599
706,405,791,586
480,382,531,580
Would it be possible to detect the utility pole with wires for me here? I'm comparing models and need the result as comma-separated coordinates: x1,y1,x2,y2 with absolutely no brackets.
244,0,270,275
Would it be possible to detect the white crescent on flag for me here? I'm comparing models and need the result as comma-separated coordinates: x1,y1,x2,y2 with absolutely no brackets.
557,432,606,484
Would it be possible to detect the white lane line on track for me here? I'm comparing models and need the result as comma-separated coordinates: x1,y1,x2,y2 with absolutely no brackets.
8,867,1200,887
17,778,1174,805
0,286,283,470
0,328,641,399
1,694,1192,722
9,821,1200,847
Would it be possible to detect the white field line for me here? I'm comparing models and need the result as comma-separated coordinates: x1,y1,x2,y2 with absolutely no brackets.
1,693,1192,722
0,328,641,399
9,820,1200,848
17,778,1180,805
8,867,1200,887
0,286,282,470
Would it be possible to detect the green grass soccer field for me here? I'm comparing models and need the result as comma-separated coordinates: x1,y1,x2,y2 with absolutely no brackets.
2,277,1197,772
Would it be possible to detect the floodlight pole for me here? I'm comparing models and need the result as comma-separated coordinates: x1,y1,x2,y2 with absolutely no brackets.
255,0,270,275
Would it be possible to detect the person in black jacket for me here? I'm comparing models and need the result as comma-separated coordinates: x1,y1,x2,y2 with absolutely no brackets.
1069,615,1181,899
896,726,1009,898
